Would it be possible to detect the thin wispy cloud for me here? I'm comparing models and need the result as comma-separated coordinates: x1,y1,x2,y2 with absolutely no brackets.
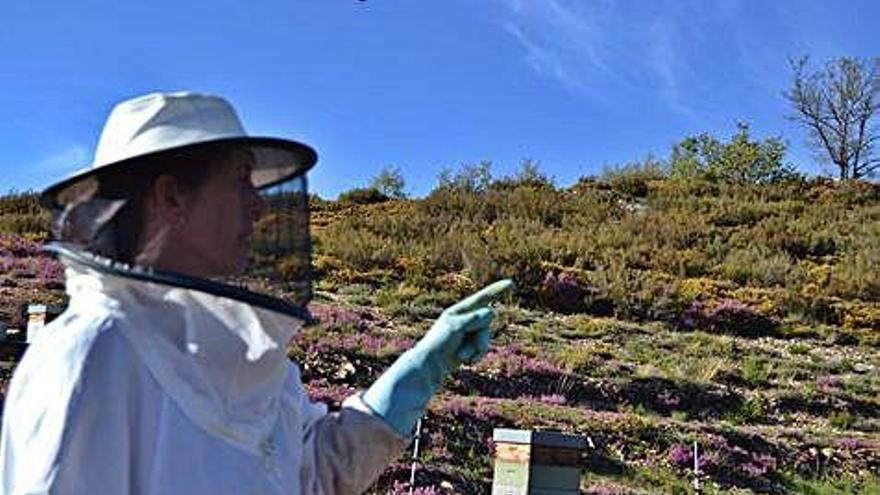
644,17,692,116
501,0,620,94
497,0,740,116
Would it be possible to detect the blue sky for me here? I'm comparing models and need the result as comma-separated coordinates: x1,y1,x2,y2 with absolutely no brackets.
1,0,877,198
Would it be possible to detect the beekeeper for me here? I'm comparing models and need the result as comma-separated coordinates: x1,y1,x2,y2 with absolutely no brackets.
0,92,511,494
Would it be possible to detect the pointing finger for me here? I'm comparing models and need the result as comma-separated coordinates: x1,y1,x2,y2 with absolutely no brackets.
448,279,513,315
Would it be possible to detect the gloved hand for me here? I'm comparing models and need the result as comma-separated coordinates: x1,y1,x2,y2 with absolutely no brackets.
362,279,513,437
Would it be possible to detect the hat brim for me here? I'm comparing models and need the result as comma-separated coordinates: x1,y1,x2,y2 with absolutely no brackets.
40,137,318,210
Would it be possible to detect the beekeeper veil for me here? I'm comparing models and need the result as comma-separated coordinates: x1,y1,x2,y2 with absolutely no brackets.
39,92,318,314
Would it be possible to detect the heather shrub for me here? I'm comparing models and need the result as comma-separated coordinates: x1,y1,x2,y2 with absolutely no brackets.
435,160,493,194
0,191,42,216
36,256,64,289
667,443,693,469
459,218,553,292
319,227,397,273
0,234,43,257
716,246,797,287
336,186,389,205
676,277,735,303
826,250,880,301
490,159,555,191
708,200,778,227
601,156,667,198
538,270,585,313
728,286,788,318
681,299,778,337
815,180,880,206
741,354,772,387
833,301,880,331
736,213,840,259
0,214,50,235
313,172,879,324
828,411,856,430
582,266,687,321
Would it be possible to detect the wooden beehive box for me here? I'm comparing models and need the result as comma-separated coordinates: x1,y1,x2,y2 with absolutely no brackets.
25,304,64,344
492,428,585,495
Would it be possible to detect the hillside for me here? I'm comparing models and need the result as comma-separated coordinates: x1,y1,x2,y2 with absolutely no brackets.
1,177,878,494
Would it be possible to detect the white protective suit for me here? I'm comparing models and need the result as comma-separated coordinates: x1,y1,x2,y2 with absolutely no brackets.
0,248,406,495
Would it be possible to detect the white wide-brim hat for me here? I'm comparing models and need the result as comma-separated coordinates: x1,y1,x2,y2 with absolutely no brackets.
41,91,318,210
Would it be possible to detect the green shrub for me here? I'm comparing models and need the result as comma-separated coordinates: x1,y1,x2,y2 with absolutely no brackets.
826,250,880,301
669,122,797,184
435,160,492,194
369,165,407,199
601,156,667,198
0,213,50,235
490,159,555,191
789,342,811,355
0,190,42,216
828,410,855,430
312,173,878,323
717,246,798,287
782,475,880,495
742,354,771,387
337,186,389,205
727,395,767,424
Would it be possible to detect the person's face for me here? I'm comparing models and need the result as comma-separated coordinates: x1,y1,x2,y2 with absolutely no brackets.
175,151,265,277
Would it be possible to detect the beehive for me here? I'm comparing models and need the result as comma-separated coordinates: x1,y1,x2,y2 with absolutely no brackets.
492,429,585,495
26,304,63,343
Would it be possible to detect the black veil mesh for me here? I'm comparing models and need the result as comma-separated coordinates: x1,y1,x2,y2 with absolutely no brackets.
248,175,313,307
45,144,315,312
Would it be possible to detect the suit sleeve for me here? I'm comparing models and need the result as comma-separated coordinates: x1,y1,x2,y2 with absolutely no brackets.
0,319,133,495
294,379,407,494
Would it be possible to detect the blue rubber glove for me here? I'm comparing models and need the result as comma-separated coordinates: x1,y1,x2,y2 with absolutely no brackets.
362,279,513,437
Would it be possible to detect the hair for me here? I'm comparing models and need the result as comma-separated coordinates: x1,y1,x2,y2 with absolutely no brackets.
90,144,234,263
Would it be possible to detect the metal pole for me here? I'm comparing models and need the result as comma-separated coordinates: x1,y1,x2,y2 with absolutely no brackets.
408,418,423,495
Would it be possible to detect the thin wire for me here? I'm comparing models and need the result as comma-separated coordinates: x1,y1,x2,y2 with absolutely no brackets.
409,418,423,495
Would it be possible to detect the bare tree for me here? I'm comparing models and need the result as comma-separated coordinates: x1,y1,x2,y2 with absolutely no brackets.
784,56,879,179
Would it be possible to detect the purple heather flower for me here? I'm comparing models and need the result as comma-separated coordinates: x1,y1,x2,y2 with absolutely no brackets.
708,435,730,451
389,481,442,495
587,482,635,495
817,375,843,392
537,393,568,405
519,393,568,406
0,235,41,257
681,298,775,336
429,431,447,450
307,303,371,330
835,437,860,450
473,398,500,420
37,257,64,289
740,462,766,477
542,271,585,312
657,391,680,408
751,452,777,472
304,382,354,404
440,397,471,417
480,345,564,377
667,444,692,468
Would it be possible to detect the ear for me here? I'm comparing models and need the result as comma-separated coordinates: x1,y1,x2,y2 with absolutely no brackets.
149,174,189,226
